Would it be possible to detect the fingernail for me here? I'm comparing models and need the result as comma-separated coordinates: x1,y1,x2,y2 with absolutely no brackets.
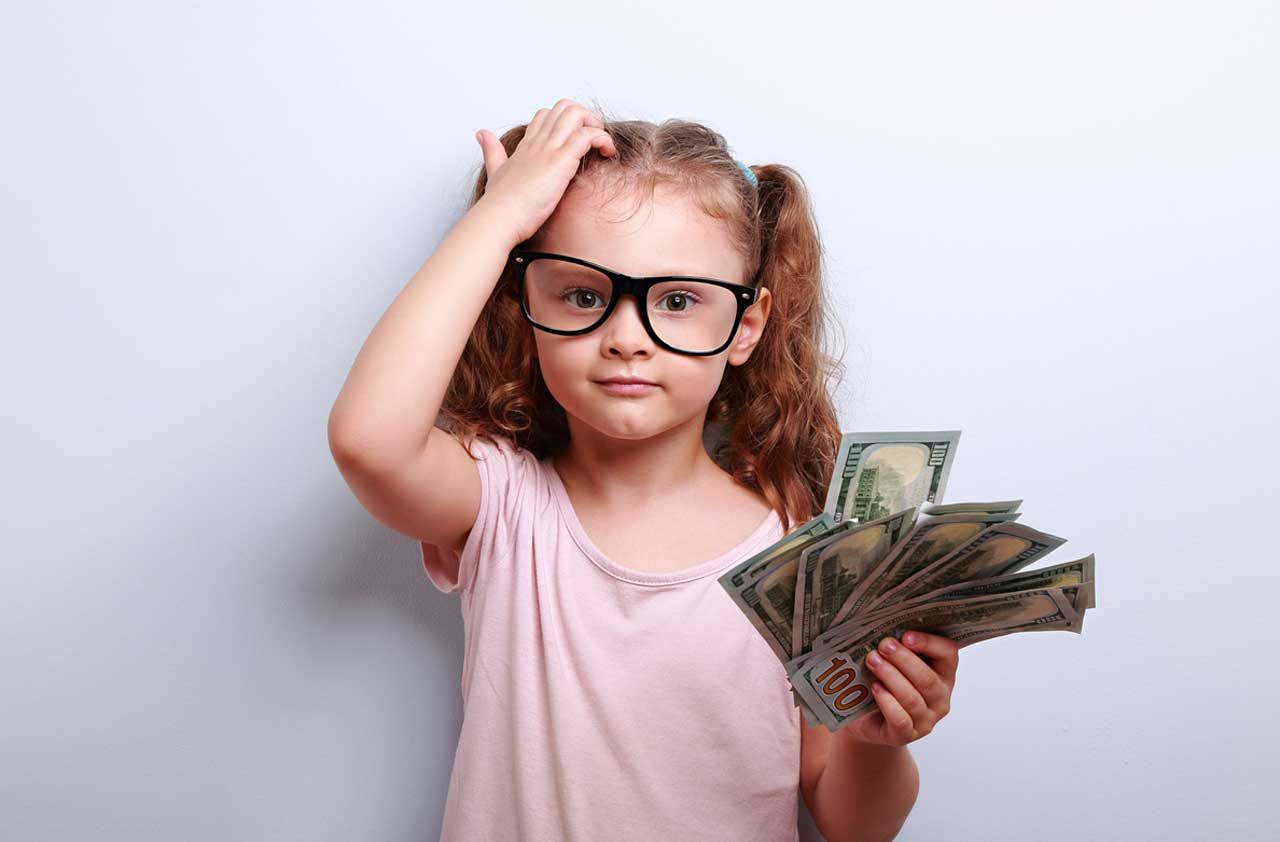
868,651,883,667
881,637,899,653
904,632,919,646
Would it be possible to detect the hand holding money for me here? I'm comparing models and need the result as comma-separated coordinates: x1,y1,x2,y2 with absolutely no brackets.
834,629,959,748
719,431,1097,732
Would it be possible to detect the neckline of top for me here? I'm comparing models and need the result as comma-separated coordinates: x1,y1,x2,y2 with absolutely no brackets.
540,454,782,587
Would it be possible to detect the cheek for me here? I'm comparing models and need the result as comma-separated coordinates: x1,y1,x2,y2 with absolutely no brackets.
531,340,589,393
665,359,729,402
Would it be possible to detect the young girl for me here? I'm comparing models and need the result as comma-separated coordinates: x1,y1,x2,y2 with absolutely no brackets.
329,98,958,842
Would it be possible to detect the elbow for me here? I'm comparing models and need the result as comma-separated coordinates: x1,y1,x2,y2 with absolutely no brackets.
327,412,363,469
327,413,390,475
819,749,920,842
874,751,920,842
870,755,920,842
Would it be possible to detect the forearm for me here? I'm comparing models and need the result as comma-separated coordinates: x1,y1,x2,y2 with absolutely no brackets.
810,734,919,842
328,197,522,467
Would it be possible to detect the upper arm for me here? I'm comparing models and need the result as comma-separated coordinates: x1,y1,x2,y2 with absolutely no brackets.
799,707,831,813
331,429,483,565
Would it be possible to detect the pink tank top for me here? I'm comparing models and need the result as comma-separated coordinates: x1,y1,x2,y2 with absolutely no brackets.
420,434,801,841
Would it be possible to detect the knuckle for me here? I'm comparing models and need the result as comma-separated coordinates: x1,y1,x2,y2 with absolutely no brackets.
890,715,912,732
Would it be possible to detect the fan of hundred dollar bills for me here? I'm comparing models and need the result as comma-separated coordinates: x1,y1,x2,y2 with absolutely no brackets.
718,431,1096,732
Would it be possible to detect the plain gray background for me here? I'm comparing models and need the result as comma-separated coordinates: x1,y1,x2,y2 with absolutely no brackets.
3,2,1276,840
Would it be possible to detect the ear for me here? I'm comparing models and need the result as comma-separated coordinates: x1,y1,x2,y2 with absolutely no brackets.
726,286,772,367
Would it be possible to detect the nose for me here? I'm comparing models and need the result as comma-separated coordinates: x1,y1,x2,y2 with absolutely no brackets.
598,293,654,358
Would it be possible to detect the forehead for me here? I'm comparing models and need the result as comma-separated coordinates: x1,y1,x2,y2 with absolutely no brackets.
536,180,745,281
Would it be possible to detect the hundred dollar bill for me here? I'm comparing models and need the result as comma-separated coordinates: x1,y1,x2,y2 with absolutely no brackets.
717,513,840,720
946,588,1091,647
866,522,1068,612
958,581,1094,644
741,518,882,665
812,554,1096,652
922,499,1022,517
787,585,1088,730
822,431,961,525
727,517,871,725
830,512,1022,628
719,514,864,663
876,553,1094,618
792,508,918,659
718,513,835,593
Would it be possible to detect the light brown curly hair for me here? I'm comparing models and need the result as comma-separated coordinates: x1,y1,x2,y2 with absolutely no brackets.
438,102,848,532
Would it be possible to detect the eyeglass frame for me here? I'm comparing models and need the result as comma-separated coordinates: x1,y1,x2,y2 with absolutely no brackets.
507,249,759,357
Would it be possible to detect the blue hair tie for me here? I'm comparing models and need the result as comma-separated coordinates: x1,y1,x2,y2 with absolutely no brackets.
735,158,758,188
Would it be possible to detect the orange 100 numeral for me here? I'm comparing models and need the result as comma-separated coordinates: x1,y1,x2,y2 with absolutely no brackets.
812,655,871,712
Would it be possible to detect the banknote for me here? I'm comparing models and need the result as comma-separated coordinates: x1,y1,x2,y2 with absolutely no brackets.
865,521,1068,612
830,512,1023,628
922,499,1023,517
716,513,864,725
788,584,1089,730
792,508,918,658
879,552,1094,616
822,431,961,524
718,514,861,663
811,554,1096,651
717,428,1099,732
719,513,836,593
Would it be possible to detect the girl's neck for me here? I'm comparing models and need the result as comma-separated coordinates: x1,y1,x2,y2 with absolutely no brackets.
551,421,723,511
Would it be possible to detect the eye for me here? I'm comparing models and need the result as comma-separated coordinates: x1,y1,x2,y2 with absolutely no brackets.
560,288,605,309
655,290,702,312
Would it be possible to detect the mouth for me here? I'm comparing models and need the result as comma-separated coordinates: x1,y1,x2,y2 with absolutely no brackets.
594,379,659,395
595,377,658,386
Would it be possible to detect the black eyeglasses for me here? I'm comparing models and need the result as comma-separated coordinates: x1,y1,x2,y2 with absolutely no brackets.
508,249,758,356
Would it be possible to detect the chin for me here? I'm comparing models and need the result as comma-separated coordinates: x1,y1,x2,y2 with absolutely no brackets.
583,410,670,441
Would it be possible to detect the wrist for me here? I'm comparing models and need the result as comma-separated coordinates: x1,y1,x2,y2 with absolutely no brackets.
834,725,902,756
468,195,529,251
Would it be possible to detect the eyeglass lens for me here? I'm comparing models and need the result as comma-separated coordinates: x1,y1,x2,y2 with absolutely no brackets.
522,258,740,353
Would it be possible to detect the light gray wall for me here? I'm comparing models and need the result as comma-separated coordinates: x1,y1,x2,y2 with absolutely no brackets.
3,2,1275,840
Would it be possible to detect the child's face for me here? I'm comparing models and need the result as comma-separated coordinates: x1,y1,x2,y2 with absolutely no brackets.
529,180,772,444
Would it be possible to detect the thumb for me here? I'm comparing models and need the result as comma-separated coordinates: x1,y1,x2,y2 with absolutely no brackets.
476,129,507,180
